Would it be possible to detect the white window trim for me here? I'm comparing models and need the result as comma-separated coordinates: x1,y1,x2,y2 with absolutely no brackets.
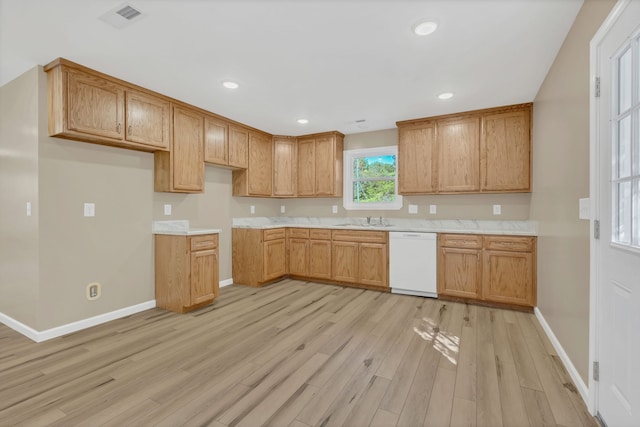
343,146,403,211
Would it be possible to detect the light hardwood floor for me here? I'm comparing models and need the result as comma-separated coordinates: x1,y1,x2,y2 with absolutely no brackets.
0,279,597,427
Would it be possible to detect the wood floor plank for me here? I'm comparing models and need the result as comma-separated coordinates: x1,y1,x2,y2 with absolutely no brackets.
0,282,591,427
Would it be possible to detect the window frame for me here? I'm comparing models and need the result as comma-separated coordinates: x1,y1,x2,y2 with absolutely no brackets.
343,146,403,211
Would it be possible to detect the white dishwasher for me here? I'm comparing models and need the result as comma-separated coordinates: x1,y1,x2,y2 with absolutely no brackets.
389,232,438,298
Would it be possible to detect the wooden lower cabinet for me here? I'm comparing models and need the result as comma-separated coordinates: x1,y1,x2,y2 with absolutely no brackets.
438,233,536,308
331,230,388,290
233,228,287,286
308,231,332,280
155,233,219,313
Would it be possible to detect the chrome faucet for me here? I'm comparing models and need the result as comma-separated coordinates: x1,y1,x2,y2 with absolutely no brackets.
366,216,372,225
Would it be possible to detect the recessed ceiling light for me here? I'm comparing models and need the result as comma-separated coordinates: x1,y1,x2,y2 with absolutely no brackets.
297,119,309,124
438,92,454,100
413,21,438,36
222,81,239,89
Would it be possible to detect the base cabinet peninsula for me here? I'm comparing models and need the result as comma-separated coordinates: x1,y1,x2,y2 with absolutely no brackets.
438,233,536,309
155,233,219,313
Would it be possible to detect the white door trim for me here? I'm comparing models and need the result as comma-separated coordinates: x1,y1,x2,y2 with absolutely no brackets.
588,0,632,415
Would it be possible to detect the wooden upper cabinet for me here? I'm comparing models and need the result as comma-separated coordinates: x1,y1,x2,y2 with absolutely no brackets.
204,115,229,166
396,103,532,195
481,104,532,192
66,68,125,140
46,58,170,152
125,89,171,150
232,131,273,196
437,116,480,193
296,131,344,197
397,121,437,194
228,125,249,169
154,105,204,193
273,136,297,197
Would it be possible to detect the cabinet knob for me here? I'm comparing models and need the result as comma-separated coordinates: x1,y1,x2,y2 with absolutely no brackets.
117,123,122,133
128,125,132,135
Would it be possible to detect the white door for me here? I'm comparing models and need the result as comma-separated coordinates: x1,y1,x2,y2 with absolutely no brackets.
594,1,640,425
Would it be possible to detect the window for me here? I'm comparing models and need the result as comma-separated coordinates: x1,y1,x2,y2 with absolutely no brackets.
343,146,403,210
612,36,640,249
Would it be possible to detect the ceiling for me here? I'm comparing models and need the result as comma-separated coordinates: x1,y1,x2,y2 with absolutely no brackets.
0,0,583,136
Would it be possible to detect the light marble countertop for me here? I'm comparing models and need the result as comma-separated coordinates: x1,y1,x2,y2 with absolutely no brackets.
152,220,221,236
232,217,538,236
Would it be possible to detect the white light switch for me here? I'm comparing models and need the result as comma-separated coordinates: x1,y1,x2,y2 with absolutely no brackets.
332,205,338,214
280,205,286,214
579,198,590,220
429,204,437,214
26,202,32,217
164,204,172,216
493,204,501,215
250,205,255,214
84,203,95,217
408,204,418,214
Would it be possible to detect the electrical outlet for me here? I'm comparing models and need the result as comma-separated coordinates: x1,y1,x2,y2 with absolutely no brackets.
83,203,95,217
164,204,172,216
250,205,255,214
332,205,338,214
280,205,286,214
493,204,502,215
408,204,418,214
429,204,437,214
86,282,101,300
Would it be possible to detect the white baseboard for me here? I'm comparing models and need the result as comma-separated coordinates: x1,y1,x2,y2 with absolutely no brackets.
534,307,589,406
220,278,234,288
0,300,156,343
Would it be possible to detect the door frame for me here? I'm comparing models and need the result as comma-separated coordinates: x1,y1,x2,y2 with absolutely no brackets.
588,0,631,415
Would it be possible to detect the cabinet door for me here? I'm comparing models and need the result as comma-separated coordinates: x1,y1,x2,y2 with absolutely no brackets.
190,249,217,306
332,241,359,283
483,250,534,306
437,116,480,192
263,239,286,281
228,125,249,168
359,243,387,287
273,137,297,197
438,247,482,299
481,108,531,192
67,69,124,140
204,116,229,165
288,238,308,276
309,239,332,279
398,122,437,194
297,138,315,196
248,132,273,196
172,106,204,191
125,89,170,149
315,136,336,196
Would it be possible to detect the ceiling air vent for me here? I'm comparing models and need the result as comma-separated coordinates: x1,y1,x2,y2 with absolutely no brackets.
99,3,145,29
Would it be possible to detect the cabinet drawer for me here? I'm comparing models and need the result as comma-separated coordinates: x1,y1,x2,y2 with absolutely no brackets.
263,228,286,241
332,230,387,244
438,234,482,249
484,236,535,252
310,229,332,240
190,234,218,251
287,228,309,238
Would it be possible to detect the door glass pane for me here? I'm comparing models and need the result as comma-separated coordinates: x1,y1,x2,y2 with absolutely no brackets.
619,47,632,113
618,115,632,178
615,181,632,244
633,179,640,246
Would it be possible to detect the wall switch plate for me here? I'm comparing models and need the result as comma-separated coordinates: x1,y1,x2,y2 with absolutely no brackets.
429,204,437,214
164,204,172,216
579,198,590,220
250,205,255,214
280,205,286,214
84,203,95,217
493,204,502,215
408,204,418,214
332,205,338,214
26,202,32,217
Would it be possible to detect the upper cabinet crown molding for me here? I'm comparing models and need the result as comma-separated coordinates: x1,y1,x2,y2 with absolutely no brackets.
397,103,532,195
